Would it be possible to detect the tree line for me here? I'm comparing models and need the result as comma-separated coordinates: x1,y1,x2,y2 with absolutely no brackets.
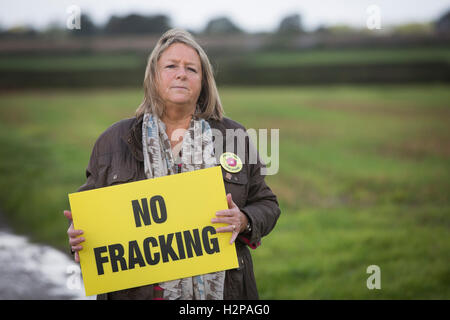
0,13,306,38
1,10,449,39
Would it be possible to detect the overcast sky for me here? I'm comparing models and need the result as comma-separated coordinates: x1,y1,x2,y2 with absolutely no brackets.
1,0,450,32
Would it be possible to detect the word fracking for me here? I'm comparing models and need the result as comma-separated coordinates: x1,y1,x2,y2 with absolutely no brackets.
94,226,220,275
93,195,220,276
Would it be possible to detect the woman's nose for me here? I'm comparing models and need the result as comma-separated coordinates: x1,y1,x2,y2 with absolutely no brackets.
176,67,187,79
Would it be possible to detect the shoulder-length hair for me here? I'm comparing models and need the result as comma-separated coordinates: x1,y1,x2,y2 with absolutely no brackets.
135,28,224,120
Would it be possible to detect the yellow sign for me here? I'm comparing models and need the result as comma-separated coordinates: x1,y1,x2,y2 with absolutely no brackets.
220,152,243,173
68,166,238,296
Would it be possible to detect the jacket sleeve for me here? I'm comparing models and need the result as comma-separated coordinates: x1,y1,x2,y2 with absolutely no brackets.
77,141,99,193
68,142,99,256
240,149,281,248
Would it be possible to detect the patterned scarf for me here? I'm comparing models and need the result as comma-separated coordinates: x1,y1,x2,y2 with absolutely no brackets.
142,112,224,300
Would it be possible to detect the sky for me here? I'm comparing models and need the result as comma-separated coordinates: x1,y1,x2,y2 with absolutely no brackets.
1,0,450,32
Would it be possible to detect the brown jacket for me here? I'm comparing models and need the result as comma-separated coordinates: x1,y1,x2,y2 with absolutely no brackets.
77,115,281,300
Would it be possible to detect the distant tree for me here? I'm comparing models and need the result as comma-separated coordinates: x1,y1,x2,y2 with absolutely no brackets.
2,25,37,38
393,22,433,35
203,16,242,34
42,21,66,38
69,14,98,36
324,24,361,35
435,10,450,34
314,24,330,35
104,14,171,35
277,14,303,34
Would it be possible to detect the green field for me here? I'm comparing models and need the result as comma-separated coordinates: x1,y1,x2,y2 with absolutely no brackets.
228,47,450,67
0,85,449,299
0,53,145,71
1,46,449,71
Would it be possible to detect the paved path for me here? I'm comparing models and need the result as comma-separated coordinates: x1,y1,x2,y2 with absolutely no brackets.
0,211,94,300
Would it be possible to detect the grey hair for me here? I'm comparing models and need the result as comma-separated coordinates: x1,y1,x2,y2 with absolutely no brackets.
135,28,224,120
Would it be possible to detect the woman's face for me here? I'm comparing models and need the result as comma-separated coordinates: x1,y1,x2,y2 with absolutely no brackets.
157,43,202,110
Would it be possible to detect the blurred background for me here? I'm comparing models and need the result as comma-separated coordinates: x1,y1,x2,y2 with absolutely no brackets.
0,0,449,299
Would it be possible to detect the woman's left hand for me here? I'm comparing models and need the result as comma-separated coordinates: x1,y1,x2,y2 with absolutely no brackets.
212,193,248,244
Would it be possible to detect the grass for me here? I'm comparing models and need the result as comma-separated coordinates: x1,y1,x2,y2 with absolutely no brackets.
254,204,449,299
0,84,449,299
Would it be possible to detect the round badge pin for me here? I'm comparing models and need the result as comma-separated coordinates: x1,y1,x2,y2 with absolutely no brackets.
220,152,243,173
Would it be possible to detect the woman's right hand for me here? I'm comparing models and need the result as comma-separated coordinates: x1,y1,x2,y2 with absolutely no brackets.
63,210,84,263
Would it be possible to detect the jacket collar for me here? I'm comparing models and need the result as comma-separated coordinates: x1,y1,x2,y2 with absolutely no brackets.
122,115,144,162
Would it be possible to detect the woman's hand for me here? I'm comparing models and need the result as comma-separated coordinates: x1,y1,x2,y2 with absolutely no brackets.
212,193,248,244
63,210,84,263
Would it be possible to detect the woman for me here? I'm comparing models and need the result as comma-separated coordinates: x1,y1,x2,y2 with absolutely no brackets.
64,28,280,300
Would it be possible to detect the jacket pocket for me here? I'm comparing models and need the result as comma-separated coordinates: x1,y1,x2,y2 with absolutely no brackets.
225,265,245,299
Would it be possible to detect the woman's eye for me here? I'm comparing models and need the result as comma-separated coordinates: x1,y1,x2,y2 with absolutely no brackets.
188,68,197,73
166,65,175,69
